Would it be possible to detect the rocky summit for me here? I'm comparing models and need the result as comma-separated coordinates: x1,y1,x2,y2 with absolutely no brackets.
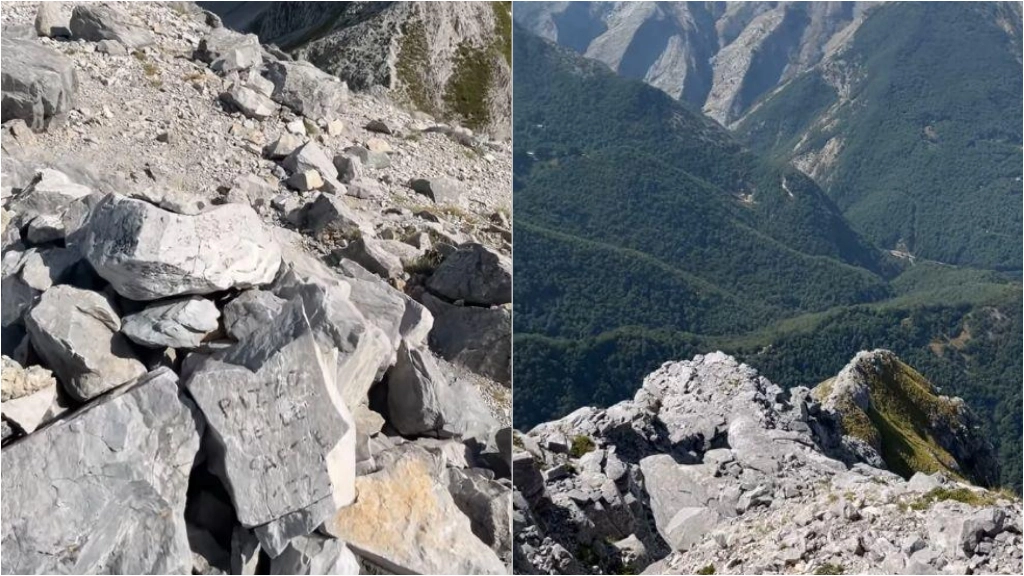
1,1,510,573
512,351,1022,575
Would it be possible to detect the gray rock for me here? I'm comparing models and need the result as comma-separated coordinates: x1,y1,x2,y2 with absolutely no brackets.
81,194,281,300
223,174,277,210
69,4,155,48
6,169,92,227
0,376,56,434
332,259,433,351
427,243,512,305
95,38,127,56
345,178,383,200
447,467,512,554
907,471,946,493
409,177,459,204
121,296,220,349
323,447,506,574
282,141,338,180
25,213,65,244
184,294,356,553
385,342,498,440
223,290,285,341
344,145,390,169
264,133,303,159
195,27,263,73
285,169,323,192
264,60,348,120
230,527,260,576
25,285,147,401
1,37,77,131
334,237,405,281
333,154,363,183
300,194,373,241
1,247,80,327
420,293,510,385
1,355,55,401
0,368,201,574
928,505,1006,558
270,534,359,575
364,119,395,135
34,2,70,38
221,84,276,120
512,451,544,498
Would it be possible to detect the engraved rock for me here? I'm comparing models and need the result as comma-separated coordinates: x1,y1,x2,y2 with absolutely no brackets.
81,194,281,301
185,292,357,556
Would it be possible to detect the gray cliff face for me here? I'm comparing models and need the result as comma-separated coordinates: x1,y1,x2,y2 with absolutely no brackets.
512,352,1020,575
203,1,512,138
513,1,872,125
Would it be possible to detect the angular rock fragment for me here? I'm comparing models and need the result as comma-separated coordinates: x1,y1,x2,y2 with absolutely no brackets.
333,154,363,184
121,296,220,349
264,60,348,120
409,177,459,204
323,448,506,574
69,4,154,48
420,293,511,385
282,141,338,180
345,178,384,200
427,243,512,305
300,194,373,241
1,355,54,401
0,358,57,434
1,37,78,131
221,83,276,120
26,285,146,401
6,169,92,228
447,467,512,554
344,144,390,169
195,27,263,73
0,368,201,574
82,194,281,300
264,133,303,159
223,290,285,341
270,534,359,575
364,119,394,135
385,342,498,440
286,169,323,191
185,295,356,556
334,237,406,281
1,247,80,327
34,2,70,38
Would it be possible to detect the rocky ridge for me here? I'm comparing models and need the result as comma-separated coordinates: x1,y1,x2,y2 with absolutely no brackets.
513,1,873,126
512,351,1021,575
2,1,510,573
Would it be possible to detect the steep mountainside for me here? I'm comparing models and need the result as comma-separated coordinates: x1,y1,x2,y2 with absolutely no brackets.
204,1,512,136
737,1,1023,270
512,352,1021,575
513,1,873,125
512,25,1023,491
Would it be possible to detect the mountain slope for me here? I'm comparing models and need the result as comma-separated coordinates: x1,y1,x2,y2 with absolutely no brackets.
512,25,1023,491
203,1,512,136
737,1,1023,270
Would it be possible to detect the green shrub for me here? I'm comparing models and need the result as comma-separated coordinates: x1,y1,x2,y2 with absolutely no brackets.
568,435,595,458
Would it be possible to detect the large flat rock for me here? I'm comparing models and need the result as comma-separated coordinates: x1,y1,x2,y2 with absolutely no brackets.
0,368,201,574
81,194,281,301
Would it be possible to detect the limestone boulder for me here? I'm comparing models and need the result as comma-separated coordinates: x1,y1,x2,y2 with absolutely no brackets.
69,4,154,48
121,296,220,349
420,293,510,385
195,27,262,73
223,290,285,341
1,37,78,131
81,194,281,300
25,285,146,401
0,368,201,574
264,60,348,120
270,534,359,575
427,243,512,306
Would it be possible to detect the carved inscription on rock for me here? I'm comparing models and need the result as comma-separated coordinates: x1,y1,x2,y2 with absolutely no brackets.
185,302,351,528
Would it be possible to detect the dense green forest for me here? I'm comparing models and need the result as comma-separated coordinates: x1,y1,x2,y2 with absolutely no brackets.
512,23,1023,491
737,2,1023,271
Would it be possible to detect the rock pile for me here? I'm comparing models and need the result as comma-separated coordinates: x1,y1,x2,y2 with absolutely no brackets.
1,2,511,573
513,352,1022,575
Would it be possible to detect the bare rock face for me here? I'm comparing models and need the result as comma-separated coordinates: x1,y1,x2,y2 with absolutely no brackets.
0,368,202,574
420,292,510,385
25,284,147,402
81,194,281,301
69,4,155,48
185,294,357,557
1,36,78,131
323,446,507,574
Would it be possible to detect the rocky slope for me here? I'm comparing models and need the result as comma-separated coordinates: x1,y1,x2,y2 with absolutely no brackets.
513,1,872,125
204,1,512,138
512,351,1021,575
1,2,510,573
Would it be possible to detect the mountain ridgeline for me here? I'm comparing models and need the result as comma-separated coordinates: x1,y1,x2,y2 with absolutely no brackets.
511,19,1023,492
